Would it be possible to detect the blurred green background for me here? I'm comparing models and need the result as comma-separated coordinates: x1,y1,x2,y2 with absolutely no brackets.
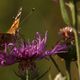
0,0,80,80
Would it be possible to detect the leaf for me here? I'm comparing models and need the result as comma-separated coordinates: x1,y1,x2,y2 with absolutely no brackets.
35,67,51,80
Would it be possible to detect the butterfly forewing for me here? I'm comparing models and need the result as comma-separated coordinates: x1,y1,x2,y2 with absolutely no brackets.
7,18,20,35
7,7,22,35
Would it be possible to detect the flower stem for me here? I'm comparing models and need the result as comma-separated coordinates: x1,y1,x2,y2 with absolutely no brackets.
65,60,71,80
68,0,77,30
66,71,70,80
72,0,77,30
26,70,29,80
59,0,70,25
72,28,80,79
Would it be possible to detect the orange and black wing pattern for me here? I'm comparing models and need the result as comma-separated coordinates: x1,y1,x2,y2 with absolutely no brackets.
0,8,22,45
7,7,22,35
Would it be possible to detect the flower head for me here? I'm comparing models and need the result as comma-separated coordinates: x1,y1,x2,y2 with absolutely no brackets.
0,31,68,79
57,26,77,60
59,26,74,40
0,32,68,66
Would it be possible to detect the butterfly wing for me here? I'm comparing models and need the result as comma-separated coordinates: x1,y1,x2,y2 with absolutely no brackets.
7,7,22,35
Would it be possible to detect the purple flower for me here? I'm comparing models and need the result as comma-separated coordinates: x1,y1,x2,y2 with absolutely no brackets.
0,32,67,66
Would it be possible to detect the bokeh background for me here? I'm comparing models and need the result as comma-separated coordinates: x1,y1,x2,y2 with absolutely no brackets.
0,0,79,80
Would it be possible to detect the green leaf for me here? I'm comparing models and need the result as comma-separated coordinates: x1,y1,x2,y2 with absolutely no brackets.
36,67,51,80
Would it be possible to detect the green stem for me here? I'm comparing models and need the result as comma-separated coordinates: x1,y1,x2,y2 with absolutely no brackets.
66,71,70,80
65,60,71,80
72,28,80,79
26,70,29,80
48,73,53,80
68,0,77,29
72,0,77,30
59,0,70,25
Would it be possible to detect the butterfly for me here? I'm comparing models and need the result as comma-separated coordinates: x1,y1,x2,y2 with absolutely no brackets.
0,7,22,44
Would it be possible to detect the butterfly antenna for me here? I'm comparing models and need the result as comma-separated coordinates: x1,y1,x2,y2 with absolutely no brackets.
15,7,22,20
20,8,35,25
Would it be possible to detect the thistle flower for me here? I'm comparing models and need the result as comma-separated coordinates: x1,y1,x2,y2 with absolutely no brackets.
0,32,68,66
57,26,77,60
0,31,69,79
59,26,74,40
